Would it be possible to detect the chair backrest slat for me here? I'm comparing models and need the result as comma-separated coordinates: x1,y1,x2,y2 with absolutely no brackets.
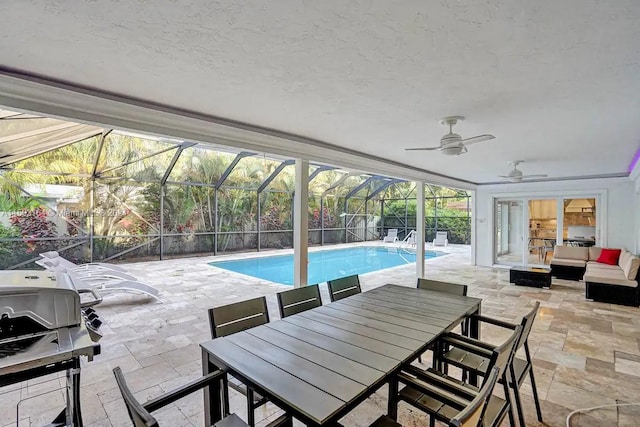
277,284,322,318
450,366,500,427
417,278,468,296
487,325,522,379
516,301,540,351
327,275,361,302
208,296,270,338
113,366,159,427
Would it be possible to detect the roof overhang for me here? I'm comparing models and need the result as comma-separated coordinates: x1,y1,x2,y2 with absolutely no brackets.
0,69,476,190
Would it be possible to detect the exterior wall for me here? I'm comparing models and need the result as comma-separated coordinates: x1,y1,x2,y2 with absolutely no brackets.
475,177,636,266
636,187,640,254
630,161,640,255
634,173,640,254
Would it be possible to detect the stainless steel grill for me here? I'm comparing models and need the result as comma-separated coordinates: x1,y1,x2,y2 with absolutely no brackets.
0,270,101,426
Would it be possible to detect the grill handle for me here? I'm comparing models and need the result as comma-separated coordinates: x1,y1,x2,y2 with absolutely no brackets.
78,288,102,308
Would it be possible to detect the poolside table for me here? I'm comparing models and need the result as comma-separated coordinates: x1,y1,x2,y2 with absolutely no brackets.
200,283,482,426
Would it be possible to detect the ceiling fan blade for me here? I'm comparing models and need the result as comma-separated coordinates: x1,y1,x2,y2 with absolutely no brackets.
522,174,548,179
461,134,495,146
404,147,441,151
497,175,511,178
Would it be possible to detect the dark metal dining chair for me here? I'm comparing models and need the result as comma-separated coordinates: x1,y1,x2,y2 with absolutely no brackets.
396,325,521,427
277,284,322,318
327,274,361,302
417,278,468,296
436,302,543,427
208,297,277,427
446,366,500,427
113,366,248,427
416,278,469,363
209,297,270,339
370,366,500,427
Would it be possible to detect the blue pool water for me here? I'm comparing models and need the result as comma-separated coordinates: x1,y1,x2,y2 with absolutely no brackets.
209,246,446,285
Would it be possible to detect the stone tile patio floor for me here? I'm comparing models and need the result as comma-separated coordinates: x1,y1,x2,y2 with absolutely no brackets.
2,242,640,426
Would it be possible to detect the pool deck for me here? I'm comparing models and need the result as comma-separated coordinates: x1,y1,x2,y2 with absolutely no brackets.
3,242,640,426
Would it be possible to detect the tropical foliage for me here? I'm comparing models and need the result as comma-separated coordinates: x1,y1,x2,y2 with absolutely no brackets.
382,187,472,244
0,132,471,268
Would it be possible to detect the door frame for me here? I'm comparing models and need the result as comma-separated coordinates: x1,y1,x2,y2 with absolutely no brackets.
490,189,607,267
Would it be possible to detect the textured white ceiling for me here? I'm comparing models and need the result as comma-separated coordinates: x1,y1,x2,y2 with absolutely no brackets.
1,1,639,184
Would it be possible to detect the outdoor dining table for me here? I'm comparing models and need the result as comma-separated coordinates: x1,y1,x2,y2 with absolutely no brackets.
200,283,482,426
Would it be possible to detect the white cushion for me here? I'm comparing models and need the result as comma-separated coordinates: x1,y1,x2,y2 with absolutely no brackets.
588,247,602,261
586,261,622,271
622,256,640,280
553,246,589,261
618,250,631,268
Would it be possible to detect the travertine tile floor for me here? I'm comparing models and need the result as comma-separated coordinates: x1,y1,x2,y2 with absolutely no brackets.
2,243,639,426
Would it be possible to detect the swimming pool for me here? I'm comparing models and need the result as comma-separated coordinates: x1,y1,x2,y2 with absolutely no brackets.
209,246,446,285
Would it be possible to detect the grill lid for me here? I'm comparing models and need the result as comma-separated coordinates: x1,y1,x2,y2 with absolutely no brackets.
0,271,81,330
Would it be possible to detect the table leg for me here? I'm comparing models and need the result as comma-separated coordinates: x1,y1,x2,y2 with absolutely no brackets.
387,375,398,421
468,304,481,386
202,348,224,426
247,388,255,426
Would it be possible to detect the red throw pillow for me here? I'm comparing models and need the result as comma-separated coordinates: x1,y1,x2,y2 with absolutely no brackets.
596,248,622,265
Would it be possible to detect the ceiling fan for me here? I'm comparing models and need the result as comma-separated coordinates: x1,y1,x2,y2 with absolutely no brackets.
405,116,495,155
499,161,548,182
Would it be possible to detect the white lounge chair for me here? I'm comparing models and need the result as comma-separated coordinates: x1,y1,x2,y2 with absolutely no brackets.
38,251,128,273
41,258,139,282
383,229,399,243
433,231,448,247
38,255,160,302
67,270,160,301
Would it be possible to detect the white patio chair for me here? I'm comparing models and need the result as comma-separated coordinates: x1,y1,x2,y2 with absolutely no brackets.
383,228,399,243
432,231,448,247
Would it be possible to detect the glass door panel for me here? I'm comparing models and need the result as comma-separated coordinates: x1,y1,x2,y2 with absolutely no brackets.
528,199,557,265
563,198,597,247
495,200,524,265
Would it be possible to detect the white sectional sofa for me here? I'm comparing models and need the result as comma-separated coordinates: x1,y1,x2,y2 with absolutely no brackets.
550,246,640,306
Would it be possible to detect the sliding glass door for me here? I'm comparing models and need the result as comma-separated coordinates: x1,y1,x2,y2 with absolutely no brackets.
495,200,524,265
494,195,600,267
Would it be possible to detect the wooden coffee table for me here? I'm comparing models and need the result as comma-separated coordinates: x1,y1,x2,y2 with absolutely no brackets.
510,266,551,288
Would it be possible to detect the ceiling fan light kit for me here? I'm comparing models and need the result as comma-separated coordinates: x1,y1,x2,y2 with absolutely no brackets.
441,144,465,156
405,116,495,155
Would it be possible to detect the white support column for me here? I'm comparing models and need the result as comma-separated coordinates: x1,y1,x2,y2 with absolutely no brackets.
416,181,425,279
293,159,309,287
470,190,476,265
